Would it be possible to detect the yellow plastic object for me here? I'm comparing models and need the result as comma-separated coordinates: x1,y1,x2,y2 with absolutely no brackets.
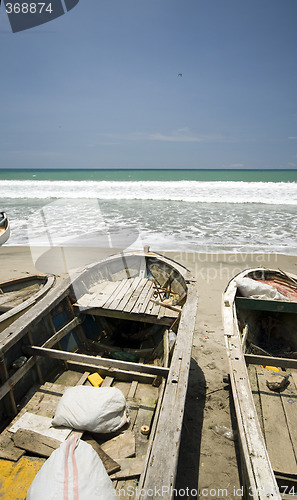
87,372,104,387
0,456,44,499
261,365,279,372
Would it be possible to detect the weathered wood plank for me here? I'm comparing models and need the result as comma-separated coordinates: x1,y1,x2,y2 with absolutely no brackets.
114,277,144,312
108,278,139,311
247,364,264,434
101,376,114,387
130,281,154,315
256,366,297,475
245,354,297,370
88,281,120,309
103,279,130,310
0,432,25,461
110,456,145,479
127,381,138,400
24,346,170,378
101,431,136,460
12,429,61,457
42,316,81,349
122,279,148,313
81,306,175,326
132,405,155,457
280,370,297,459
82,434,120,475
66,361,156,384
138,282,156,315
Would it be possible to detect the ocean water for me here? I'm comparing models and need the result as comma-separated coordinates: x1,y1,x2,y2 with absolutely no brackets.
0,169,297,255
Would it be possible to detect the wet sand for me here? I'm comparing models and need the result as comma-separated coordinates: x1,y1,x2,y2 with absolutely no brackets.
1,246,297,499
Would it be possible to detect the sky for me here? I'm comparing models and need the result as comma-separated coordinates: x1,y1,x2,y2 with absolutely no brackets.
0,0,297,170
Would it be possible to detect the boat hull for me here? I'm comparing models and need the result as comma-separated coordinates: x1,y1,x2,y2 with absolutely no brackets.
223,268,297,500
0,213,10,246
0,250,198,499
0,274,55,332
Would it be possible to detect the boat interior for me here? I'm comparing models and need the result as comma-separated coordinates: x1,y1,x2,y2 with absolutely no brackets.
0,253,190,498
235,270,297,494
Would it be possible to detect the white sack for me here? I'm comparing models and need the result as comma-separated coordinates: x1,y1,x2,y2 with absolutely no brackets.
52,386,129,433
26,434,116,500
236,277,286,301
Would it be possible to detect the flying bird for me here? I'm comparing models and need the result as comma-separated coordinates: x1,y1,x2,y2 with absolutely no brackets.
177,73,182,77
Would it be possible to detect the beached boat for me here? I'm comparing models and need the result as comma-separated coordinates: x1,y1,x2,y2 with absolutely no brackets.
223,268,297,500
0,212,10,246
0,249,198,499
0,274,55,333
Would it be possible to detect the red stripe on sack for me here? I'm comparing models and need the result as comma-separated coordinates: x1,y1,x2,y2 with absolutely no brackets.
63,437,71,500
71,434,79,500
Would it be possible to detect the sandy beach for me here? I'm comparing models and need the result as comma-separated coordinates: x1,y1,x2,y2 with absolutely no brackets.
1,246,297,499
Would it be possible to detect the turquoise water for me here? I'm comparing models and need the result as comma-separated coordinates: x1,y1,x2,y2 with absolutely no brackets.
1,168,297,254
0,168,296,182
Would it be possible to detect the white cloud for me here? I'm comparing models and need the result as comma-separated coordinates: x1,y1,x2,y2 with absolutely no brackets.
95,128,235,144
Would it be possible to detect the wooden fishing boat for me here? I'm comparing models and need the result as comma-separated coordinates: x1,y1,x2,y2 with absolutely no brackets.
223,268,297,500
0,212,10,246
0,274,55,333
0,249,198,499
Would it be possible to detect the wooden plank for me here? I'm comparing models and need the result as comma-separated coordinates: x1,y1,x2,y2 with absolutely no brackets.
87,281,120,309
82,434,120,475
130,280,154,315
103,279,130,310
280,370,297,459
66,361,156,384
12,429,61,457
256,366,297,475
24,346,170,378
0,356,36,402
76,371,90,386
115,277,144,311
101,431,136,460
0,432,25,461
138,282,155,315
150,299,181,314
101,376,114,387
291,370,297,388
247,364,264,434
108,278,139,311
127,381,138,400
9,412,71,442
122,279,148,313
42,316,81,348
245,354,297,370
110,456,145,479
133,405,155,457
81,306,175,326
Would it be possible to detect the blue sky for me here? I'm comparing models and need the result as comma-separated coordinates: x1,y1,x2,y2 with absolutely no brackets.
0,0,297,170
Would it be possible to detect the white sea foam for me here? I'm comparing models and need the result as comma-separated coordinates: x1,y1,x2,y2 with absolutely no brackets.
1,180,297,205
2,180,297,254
